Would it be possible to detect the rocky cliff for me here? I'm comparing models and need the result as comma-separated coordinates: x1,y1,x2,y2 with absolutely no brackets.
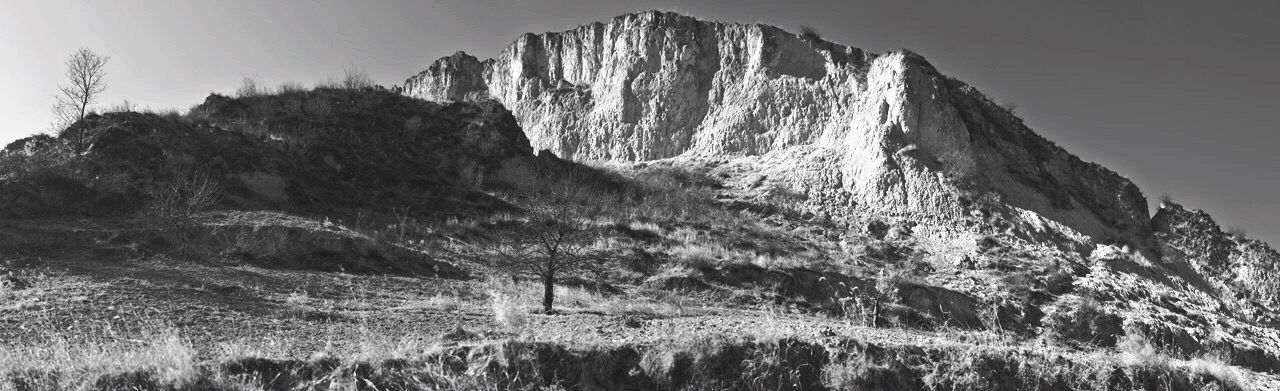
1153,201,1280,317
404,11,1151,247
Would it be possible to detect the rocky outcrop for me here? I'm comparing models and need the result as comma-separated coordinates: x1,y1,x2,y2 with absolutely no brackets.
1153,201,1280,311
0,89,532,217
404,51,491,102
404,11,1150,247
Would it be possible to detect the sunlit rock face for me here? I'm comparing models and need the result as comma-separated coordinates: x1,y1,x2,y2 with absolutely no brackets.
404,11,1151,247
1153,201,1280,312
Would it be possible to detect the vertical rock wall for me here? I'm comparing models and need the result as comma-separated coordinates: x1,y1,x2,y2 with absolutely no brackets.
403,11,1152,247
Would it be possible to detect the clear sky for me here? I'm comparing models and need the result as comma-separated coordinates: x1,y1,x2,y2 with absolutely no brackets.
2,0,1277,244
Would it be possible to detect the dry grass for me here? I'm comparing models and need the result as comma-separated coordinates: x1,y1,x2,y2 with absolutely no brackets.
0,327,198,389
276,81,307,94
284,289,310,305
749,253,810,270
394,293,468,313
489,289,528,331
1185,353,1246,390
1116,332,1249,390
0,301,1253,391
670,242,732,270
478,278,718,321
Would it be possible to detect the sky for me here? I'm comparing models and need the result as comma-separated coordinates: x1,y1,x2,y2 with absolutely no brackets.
2,0,1277,245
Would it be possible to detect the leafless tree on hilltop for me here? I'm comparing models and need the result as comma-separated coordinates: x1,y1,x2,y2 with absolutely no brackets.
54,48,110,153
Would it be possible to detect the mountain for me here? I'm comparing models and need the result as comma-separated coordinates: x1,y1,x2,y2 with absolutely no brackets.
402,9,1280,380
0,10,1277,390
404,10,1151,253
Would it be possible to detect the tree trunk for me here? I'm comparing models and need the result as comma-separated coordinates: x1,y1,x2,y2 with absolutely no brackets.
871,299,881,328
541,273,555,314
76,101,88,153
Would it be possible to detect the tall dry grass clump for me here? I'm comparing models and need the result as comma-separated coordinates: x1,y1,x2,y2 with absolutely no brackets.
0,328,198,390
487,278,529,331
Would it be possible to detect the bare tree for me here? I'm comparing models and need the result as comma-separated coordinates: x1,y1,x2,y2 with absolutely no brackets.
143,170,222,261
481,183,616,313
236,76,264,98
341,65,374,89
844,266,906,328
55,48,110,153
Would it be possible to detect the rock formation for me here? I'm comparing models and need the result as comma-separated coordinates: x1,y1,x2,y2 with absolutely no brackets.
405,11,1153,248
1153,200,1280,314
0,89,532,217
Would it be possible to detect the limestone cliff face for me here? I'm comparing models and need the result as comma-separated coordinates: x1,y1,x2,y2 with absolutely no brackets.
404,11,1150,245
405,51,491,102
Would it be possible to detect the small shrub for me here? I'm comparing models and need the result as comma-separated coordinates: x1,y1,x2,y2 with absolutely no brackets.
340,66,374,90
142,170,222,261
1042,295,1124,346
0,272,30,293
1117,332,1169,369
999,100,1018,114
457,160,485,190
869,268,908,328
150,108,184,121
404,115,424,131
618,247,662,275
106,99,137,113
235,77,264,98
799,25,822,41
276,81,307,94
1043,263,1076,295
668,226,700,244
285,290,310,305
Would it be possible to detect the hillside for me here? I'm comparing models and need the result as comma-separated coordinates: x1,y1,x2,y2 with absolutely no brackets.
0,11,1275,391
401,10,1280,389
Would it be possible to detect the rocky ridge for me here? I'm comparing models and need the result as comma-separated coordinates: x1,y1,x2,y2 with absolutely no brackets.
403,11,1150,250
1153,201,1280,321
